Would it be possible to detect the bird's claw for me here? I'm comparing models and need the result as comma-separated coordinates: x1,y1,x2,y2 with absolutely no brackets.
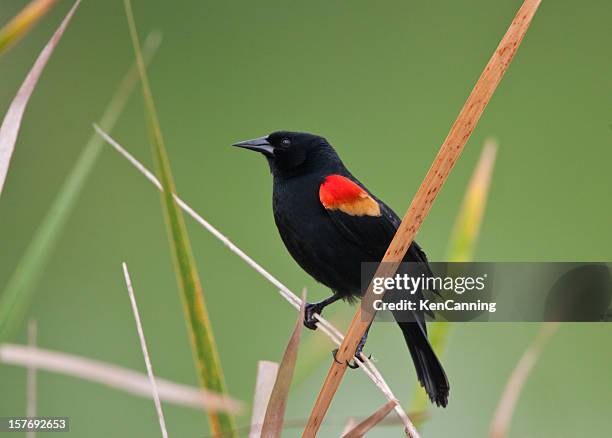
331,348,370,369
303,302,322,330
347,360,360,369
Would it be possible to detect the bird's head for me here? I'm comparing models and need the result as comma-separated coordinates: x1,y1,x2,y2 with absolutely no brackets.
232,131,342,177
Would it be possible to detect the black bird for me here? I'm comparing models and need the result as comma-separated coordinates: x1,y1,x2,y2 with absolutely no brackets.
233,131,449,407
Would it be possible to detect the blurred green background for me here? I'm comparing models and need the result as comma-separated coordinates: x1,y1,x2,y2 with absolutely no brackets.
1,0,611,436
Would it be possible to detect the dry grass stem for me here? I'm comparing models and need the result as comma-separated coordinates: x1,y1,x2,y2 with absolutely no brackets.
261,290,307,437
249,361,279,438
303,1,541,436
122,263,169,438
340,418,357,437
489,323,559,438
93,125,412,429
0,343,243,412
0,0,81,198
342,400,398,438
235,410,427,435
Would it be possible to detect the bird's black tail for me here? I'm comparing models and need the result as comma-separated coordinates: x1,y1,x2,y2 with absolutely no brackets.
395,318,449,407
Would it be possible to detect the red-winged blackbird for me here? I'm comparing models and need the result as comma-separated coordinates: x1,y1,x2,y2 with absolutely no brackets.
233,131,449,407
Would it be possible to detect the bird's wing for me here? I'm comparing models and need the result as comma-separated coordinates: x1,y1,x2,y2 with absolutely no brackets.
378,198,435,280
318,174,398,258
319,174,436,320
319,174,432,265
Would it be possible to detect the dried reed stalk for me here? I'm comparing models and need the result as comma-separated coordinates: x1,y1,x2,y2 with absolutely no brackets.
342,400,397,438
0,0,81,198
302,1,542,436
489,323,559,438
0,343,242,412
260,291,306,437
122,263,169,438
249,361,279,438
340,418,358,437
93,126,413,430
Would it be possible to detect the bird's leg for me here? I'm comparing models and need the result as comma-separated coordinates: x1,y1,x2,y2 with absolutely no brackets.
304,294,342,330
355,324,371,357
332,324,372,369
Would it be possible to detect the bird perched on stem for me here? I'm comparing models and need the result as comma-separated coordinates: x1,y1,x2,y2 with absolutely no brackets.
233,131,449,407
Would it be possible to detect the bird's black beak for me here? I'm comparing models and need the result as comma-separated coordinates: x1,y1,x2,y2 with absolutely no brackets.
232,136,274,155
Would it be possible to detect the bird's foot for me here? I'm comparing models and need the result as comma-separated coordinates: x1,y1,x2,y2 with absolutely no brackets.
331,329,371,369
331,345,371,369
304,302,324,330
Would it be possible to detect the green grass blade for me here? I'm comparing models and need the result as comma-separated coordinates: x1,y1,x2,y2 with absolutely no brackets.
0,33,161,341
410,139,498,426
0,0,58,56
122,1,236,435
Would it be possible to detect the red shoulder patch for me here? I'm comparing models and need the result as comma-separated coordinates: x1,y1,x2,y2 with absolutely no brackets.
319,175,381,217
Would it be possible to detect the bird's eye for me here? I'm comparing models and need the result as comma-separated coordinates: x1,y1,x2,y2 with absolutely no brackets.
281,138,291,147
